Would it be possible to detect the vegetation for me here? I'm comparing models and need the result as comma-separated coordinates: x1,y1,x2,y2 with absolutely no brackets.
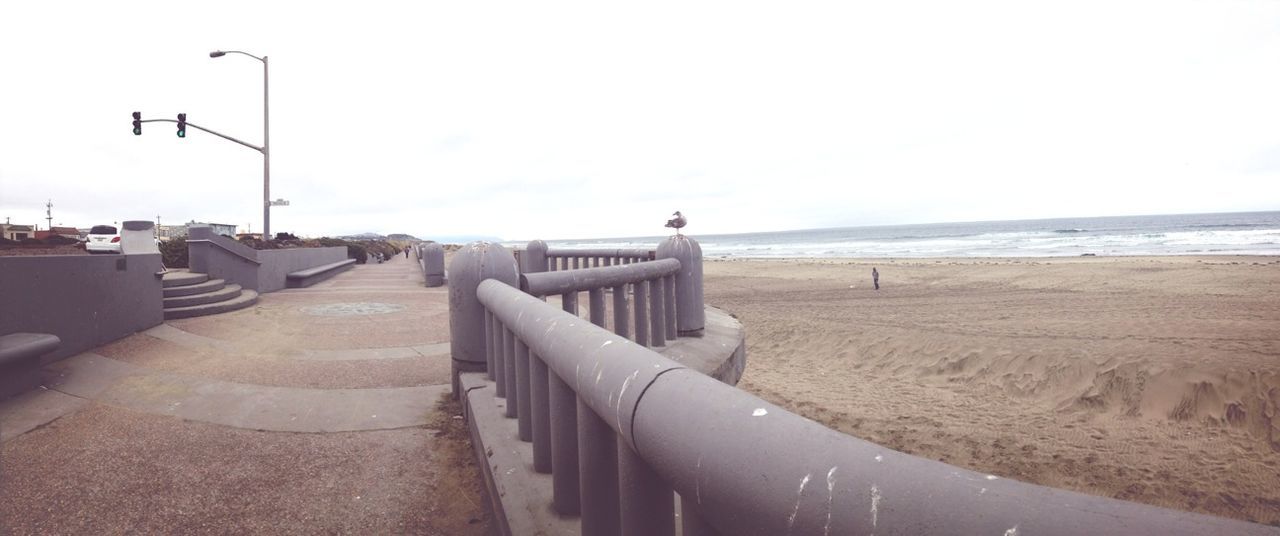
159,237,189,268
236,235,402,264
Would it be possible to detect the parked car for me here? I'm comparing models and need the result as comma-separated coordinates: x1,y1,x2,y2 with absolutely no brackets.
85,225,121,254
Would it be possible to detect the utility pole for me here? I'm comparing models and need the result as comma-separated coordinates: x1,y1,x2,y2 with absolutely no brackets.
45,200,53,230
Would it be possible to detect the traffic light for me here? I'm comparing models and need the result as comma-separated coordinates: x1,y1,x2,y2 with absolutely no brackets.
132,112,142,135
176,113,187,138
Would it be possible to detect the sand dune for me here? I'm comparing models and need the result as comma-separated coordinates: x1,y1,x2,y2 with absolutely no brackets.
704,256,1280,526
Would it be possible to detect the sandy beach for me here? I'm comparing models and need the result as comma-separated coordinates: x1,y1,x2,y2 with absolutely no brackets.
703,256,1280,526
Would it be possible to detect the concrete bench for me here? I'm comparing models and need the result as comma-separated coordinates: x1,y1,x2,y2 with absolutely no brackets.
0,333,60,399
286,258,357,288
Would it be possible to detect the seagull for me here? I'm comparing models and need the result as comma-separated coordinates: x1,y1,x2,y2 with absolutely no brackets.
665,211,687,235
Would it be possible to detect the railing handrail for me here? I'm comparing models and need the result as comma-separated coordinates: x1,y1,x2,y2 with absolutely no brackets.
522,258,679,296
545,248,654,259
475,277,1273,536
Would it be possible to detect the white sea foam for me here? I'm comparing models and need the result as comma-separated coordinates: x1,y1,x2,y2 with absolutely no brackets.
525,212,1280,258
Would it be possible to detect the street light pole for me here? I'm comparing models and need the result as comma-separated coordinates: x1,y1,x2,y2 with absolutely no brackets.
262,55,270,241
210,49,270,240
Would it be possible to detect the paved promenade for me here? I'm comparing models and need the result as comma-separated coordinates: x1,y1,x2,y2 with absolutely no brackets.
0,253,491,534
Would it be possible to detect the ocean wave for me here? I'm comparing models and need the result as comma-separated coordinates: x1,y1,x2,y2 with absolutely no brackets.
1053,229,1088,233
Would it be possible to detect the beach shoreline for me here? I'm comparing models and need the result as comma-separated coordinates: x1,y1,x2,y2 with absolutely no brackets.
704,255,1280,525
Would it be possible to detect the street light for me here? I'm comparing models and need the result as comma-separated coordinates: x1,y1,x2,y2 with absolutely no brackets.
210,49,271,240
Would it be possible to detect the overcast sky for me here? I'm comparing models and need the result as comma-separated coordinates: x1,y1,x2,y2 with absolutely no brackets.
1,1,1277,241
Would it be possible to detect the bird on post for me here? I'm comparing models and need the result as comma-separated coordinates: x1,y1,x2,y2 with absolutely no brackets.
665,211,687,236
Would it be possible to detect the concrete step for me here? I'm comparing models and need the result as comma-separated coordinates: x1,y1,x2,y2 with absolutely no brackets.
162,270,209,288
163,284,243,308
164,290,258,320
163,278,227,298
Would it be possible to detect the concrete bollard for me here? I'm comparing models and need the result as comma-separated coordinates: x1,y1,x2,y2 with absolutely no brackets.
120,220,160,255
524,239,548,274
448,241,518,396
423,242,445,287
657,235,704,335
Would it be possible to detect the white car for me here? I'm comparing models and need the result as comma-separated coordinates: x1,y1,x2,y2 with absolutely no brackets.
85,225,121,254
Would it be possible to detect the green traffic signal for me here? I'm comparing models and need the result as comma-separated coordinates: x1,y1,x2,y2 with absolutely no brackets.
132,111,142,136
176,113,187,138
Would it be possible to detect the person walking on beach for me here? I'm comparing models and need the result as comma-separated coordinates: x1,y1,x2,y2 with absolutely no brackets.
872,267,880,290
405,248,409,259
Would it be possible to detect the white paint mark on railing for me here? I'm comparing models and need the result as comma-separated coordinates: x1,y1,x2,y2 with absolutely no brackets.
870,484,882,529
786,473,812,534
696,455,704,505
824,466,838,536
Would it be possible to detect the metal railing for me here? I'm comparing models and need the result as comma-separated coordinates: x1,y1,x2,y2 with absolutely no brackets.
474,277,1275,536
540,248,656,272
520,258,680,348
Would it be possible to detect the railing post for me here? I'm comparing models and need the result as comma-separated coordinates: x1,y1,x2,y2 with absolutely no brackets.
612,284,629,339
633,280,649,346
530,351,552,473
494,326,508,399
515,339,532,440
657,235,705,336
579,401,621,535
490,313,502,382
504,326,518,418
549,370,580,514
525,239,548,274
619,442,674,536
681,495,719,536
562,291,578,316
649,277,665,347
423,242,445,287
589,289,606,328
484,310,494,380
447,241,519,397
663,274,677,341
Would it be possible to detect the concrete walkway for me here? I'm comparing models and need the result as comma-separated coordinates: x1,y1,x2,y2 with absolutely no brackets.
0,251,491,534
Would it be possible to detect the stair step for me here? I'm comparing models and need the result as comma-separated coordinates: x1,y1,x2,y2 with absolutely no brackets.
162,270,209,288
164,290,259,320
164,278,227,298
163,284,243,308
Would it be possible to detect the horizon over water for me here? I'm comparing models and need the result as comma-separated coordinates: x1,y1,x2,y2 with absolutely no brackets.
519,211,1280,258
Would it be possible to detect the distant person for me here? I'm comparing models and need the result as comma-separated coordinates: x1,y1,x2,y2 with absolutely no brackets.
872,267,880,290
405,248,409,259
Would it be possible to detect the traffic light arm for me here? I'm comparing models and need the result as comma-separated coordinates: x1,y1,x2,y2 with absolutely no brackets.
139,119,264,153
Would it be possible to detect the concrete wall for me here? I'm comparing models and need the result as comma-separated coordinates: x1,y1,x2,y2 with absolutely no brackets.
188,226,346,293
0,253,165,363
257,247,348,293
189,226,263,291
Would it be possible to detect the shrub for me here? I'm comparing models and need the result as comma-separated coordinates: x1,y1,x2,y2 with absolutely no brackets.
160,237,189,268
346,244,368,264
43,235,79,246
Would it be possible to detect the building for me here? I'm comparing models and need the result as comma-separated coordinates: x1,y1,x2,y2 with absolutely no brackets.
157,224,189,241
1,224,36,241
157,222,239,241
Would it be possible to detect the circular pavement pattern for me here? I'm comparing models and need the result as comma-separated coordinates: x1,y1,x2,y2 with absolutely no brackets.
302,302,408,316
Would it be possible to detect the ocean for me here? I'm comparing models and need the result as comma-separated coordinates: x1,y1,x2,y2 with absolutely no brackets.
526,211,1280,258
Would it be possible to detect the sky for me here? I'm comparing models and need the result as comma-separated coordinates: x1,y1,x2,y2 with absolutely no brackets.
1,1,1277,241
